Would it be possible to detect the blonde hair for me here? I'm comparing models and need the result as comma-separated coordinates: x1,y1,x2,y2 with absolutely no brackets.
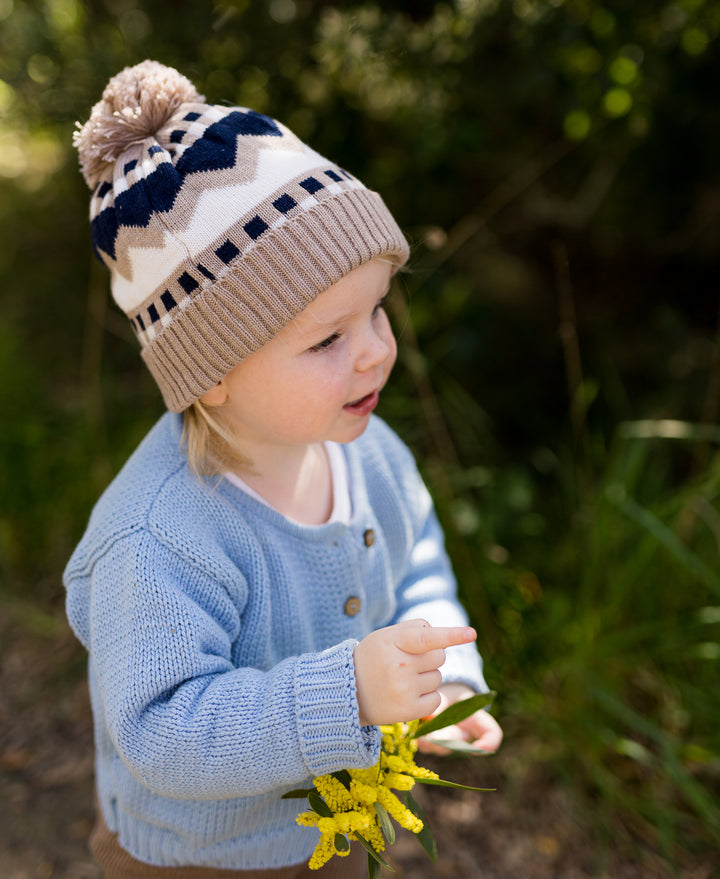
181,400,251,478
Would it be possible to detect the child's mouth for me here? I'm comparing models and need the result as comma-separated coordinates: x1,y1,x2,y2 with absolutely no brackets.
343,390,379,416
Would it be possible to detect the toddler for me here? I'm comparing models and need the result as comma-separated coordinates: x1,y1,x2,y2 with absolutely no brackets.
64,61,502,878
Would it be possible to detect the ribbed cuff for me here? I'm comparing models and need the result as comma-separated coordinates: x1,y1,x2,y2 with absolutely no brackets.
142,189,409,412
294,640,380,777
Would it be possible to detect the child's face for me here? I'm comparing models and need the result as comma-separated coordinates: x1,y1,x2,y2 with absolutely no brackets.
201,259,397,456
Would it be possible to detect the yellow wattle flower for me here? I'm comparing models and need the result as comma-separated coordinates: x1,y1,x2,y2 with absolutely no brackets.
349,777,378,804
308,833,336,870
347,765,378,788
351,819,385,853
405,764,440,780
298,719,440,870
383,770,416,792
317,811,372,835
314,774,354,812
384,753,413,773
376,784,424,834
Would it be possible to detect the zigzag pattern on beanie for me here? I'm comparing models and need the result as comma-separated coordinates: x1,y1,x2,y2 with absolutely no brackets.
74,61,409,412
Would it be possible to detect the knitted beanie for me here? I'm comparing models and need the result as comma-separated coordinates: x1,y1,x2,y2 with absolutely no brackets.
74,60,409,412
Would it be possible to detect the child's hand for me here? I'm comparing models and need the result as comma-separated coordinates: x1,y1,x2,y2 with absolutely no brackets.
353,620,477,726
417,681,503,755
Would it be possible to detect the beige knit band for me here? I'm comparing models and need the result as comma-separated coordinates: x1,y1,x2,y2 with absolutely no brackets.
143,189,408,412
73,61,409,411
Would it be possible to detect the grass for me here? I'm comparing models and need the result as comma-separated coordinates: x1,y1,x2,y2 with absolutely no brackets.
382,277,720,869
416,407,720,868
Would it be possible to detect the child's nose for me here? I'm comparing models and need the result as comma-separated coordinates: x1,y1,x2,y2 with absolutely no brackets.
356,324,395,372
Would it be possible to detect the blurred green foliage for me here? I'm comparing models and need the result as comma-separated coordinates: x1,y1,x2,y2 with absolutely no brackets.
1,0,719,871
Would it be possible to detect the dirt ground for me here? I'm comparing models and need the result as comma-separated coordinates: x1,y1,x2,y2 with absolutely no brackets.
1,610,714,879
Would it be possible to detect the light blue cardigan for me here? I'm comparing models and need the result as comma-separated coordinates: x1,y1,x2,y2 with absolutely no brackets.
64,413,487,869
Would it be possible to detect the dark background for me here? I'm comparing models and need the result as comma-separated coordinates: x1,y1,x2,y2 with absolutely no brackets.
1,1,719,876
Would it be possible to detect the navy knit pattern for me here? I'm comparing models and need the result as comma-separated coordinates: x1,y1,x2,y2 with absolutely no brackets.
124,166,359,346
91,110,282,260
63,415,486,869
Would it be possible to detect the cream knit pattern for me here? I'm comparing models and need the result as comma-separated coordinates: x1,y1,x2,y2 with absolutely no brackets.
74,61,409,411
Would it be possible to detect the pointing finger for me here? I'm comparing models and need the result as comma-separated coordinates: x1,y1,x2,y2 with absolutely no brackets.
395,625,476,655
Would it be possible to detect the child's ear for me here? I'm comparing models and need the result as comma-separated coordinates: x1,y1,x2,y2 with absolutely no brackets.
199,383,228,407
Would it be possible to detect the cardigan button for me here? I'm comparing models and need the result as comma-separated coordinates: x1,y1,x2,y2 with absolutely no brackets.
363,528,375,547
344,596,361,616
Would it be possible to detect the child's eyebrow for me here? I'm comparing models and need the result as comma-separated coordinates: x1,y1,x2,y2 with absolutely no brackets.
295,306,357,340
292,284,392,339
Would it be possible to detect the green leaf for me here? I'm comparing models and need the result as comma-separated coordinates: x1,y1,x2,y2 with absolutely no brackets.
423,738,490,756
374,801,396,844
405,790,437,862
308,791,333,817
332,769,352,789
413,776,494,792
334,833,350,852
414,692,496,738
281,788,315,799
355,833,395,871
367,850,382,879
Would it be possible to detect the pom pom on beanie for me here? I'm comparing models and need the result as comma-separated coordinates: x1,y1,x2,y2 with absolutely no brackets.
74,61,409,412
74,61,203,188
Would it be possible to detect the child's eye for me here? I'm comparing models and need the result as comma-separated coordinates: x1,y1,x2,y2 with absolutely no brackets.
309,332,341,353
373,295,389,316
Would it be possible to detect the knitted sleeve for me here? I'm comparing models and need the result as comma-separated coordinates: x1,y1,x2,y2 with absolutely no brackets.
83,529,380,800
372,423,488,693
395,501,488,691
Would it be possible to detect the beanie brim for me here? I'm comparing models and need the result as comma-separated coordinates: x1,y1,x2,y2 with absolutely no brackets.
141,188,409,412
